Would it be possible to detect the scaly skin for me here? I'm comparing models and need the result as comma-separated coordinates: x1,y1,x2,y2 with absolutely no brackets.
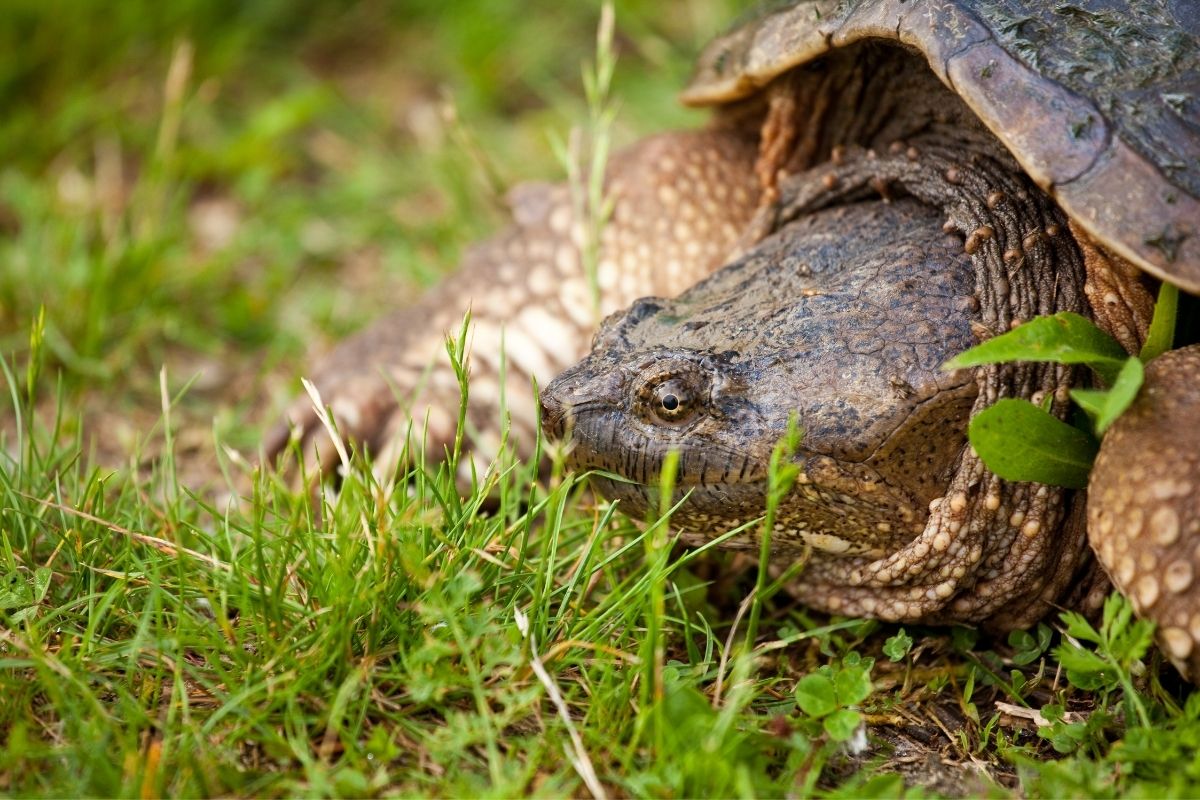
543,198,981,559
542,141,1102,630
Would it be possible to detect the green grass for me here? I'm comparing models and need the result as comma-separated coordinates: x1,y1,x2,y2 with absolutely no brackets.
2,1,1200,796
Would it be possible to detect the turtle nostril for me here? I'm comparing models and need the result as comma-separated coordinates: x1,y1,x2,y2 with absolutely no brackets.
539,388,567,440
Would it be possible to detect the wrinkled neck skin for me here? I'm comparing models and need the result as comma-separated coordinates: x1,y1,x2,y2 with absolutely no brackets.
543,44,1099,631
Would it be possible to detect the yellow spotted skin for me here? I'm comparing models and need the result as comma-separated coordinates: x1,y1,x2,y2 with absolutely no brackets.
1089,345,1200,679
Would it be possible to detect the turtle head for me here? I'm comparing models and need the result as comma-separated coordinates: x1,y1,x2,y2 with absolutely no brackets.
540,297,780,520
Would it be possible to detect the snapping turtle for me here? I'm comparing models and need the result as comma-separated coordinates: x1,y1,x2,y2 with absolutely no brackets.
271,3,1200,669
536,2,1200,672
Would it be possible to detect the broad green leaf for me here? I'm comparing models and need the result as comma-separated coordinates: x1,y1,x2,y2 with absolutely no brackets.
1140,280,1178,362
822,709,862,742
944,312,1127,384
0,571,34,611
834,664,873,707
1069,356,1144,434
1070,390,1108,427
968,399,1098,488
794,672,837,718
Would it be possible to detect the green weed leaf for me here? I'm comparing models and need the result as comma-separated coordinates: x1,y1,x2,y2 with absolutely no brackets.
1055,597,1155,725
31,567,51,604
1069,356,1144,434
0,568,50,624
944,312,1127,383
1055,645,1118,692
822,709,861,742
1061,611,1102,644
882,629,913,662
0,571,35,612
950,626,979,653
1008,623,1053,666
1037,703,1112,754
1100,593,1156,666
967,399,1098,488
795,672,837,718
834,663,873,707
1140,280,1178,362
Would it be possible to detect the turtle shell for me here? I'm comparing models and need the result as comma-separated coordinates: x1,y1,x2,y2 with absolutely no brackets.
683,0,1200,293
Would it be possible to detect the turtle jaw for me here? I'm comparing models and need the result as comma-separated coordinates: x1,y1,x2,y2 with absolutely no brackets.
540,382,790,532
538,354,627,444
540,349,777,492
588,471,775,540
541,395,774,492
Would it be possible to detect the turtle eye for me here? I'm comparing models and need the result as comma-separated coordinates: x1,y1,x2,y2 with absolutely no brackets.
651,379,695,423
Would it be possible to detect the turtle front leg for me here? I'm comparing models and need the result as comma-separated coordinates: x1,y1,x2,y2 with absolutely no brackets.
264,129,760,481
1089,343,1200,678
1045,224,1200,678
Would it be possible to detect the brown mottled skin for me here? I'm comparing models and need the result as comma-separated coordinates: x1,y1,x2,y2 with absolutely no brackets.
271,1,1200,666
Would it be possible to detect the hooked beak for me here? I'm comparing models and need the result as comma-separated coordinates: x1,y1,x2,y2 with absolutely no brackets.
538,386,569,440
539,359,626,443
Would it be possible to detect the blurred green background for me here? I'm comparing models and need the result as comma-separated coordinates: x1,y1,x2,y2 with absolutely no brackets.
6,10,1200,799
0,0,739,453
